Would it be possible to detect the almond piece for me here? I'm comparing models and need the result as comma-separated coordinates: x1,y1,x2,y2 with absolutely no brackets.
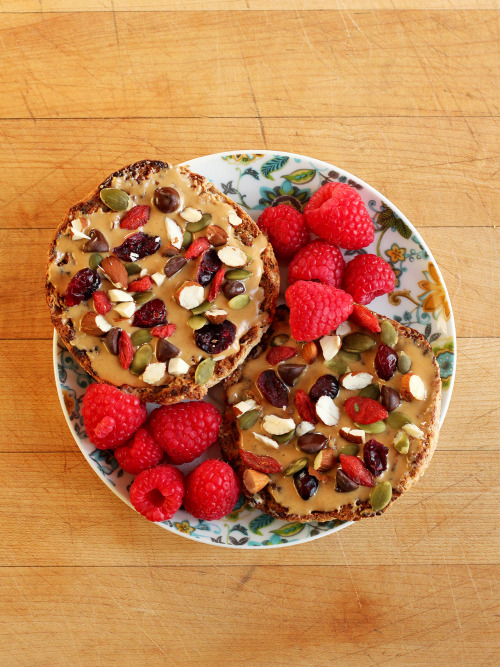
254,433,279,449
217,245,248,268
168,357,190,376
243,469,270,494
95,315,112,333
340,372,374,390
295,421,315,437
179,207,202,223
100,255,128,289
302,341,318,364
205,309,227,325
233,399,259,417
228,210,242,227
80,312,105,336
165,217,183,249
402,423,424,439
174,281,205,310
339,427,366,444
308,465,331,483
313,448,336,472
151,272,165,286
336,321,351,336
113,301,136,319
108,289,134,302
262,415,295,436
205,225,228,246
69,217,90,240
142,362,166,385
316,395,340,426
320,335,341,361
400,373,426,401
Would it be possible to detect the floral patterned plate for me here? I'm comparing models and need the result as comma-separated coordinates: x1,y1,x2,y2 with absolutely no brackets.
53,150,456,548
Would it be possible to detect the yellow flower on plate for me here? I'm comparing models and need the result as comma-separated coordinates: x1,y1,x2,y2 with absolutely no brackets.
222,153,264,164
418,262,451,321
174,520,195,535
386,243,406,263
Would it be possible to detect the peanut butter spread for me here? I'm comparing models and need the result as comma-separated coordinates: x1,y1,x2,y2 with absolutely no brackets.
227,312,439,517
48,165,270,388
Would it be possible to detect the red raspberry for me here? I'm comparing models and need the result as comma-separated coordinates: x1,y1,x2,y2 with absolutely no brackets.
92,291,112,315
82,383,147,449
151,324,176,338
147,402,222,464
114,428,163,474
130,464,185,522
127,275,153,292
349,303,381,333
344,396,388,425
285,281,353,342
120,205,150,230
304,183,374,249
288,240,345,287
183,459,241,520
342,254,396,305
257,204,310,259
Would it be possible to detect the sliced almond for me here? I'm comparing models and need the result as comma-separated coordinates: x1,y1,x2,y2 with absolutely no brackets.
228,210,242,227
205,224,228,246
262,415,295,436
69,217,90,240
243,469,270,494
95,315,112,333
174,281,205,310
113,301,136,319
168,357,190,376
302,341,318,364
254,432,279,449
295,421,315,437
151,272,165,286
108,288,134,303
217,245,248,268
205,309,227,325
316,395,340,426
401,372,426,401
80,312,104,336
179,207,202,223
142,362,166,385
339,426,366,445
320,335,341,361
336,321,351,336
402,423,424,439
100,255,128,289
313,448,336,472
139,268,149,277
165,216,183,249
233,399,259,417
341,372,374,390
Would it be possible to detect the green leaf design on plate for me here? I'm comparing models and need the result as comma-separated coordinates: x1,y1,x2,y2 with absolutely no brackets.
249,513,275,536
283,168,316,185
377,203,396,229
395,218,412,239
271,522,305,538
261,155,289,180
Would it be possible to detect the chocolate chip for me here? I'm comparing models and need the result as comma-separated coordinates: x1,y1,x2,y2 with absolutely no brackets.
223,280,245,299
82,229,109,253
103,327,121,355
164,256,187,277
153,187,180,213
156,339,180,362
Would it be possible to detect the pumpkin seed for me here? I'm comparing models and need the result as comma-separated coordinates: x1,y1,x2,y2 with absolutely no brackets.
99,187,130,211
283,458,308,476
191,301,212,315
385,411,413,428
381,320,398,348
338,349,361,364
270,333,290,347
186,213,211,233
125,262,141,275
134,291,153,304
130,344,152,376
354,420,387,434
324,356,350,375
342,333,376,353
394,431,410,454
89,253,103,270
358,384,380,400
239,409,260,430
182,230,192,248
398,352,412,374
188,315,209,330
370,481,393,512
130,329,152,346
228,294,250,310
272,429,295,444
225,269,253,280
338,443,360,457
195,357,215,385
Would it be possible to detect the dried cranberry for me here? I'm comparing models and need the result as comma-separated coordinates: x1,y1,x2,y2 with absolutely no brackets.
374,343,398,381
363,439,389,477
132,299,167,328
197,248,222,286
194,320,236,354
256,370,289,408
65,268,100,306
113,232,161,261
294,469,319,500
309,374,340,402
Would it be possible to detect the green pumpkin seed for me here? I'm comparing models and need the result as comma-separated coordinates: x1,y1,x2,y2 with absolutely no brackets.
324,356,350,375
283,458,308,476
191,301,212,315
228,294,250,310
385,411,413,428
239,409,260,430
89,253,103,270
370,481,393,512
195,357,215,385
130,329,152,347
398,352,412,374
134,291,153,304
354,421,386,434
338,443,360,458
186,213,211,233
338,349,361,364
99,187,130,211
272,429,295,444
225,269,253,280
130,344,152,376
358,384,380,400
125,262,141,276
381,320,398,348
182,230,192,248
188,315,209,330
394,431,410,454
342,333,376,353
270,333,290,347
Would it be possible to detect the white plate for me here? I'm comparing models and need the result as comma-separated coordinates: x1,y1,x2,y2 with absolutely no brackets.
54,150,456,548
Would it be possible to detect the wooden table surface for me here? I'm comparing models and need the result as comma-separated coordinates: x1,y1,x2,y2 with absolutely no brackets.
0,1,499,665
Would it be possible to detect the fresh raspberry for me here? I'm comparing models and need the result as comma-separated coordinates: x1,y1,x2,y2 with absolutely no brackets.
304,183,374,249
266,345,296,365
120,205,151,230
257,204,310,259
208,266,225,302
127,275,153,292
288,240,345,287
339,454,375,487
239,450,283,474
349,303,381,333
293,389,317,424
118,330,134,369
183,459,241,520
342,254,396,305
92,290,112,315
147,402,222,464
130,464,184,522
185,236,210,260
114,428,163,474
151,324,176,338
344,396,388,425
285,281,353,342
82,383,147,449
